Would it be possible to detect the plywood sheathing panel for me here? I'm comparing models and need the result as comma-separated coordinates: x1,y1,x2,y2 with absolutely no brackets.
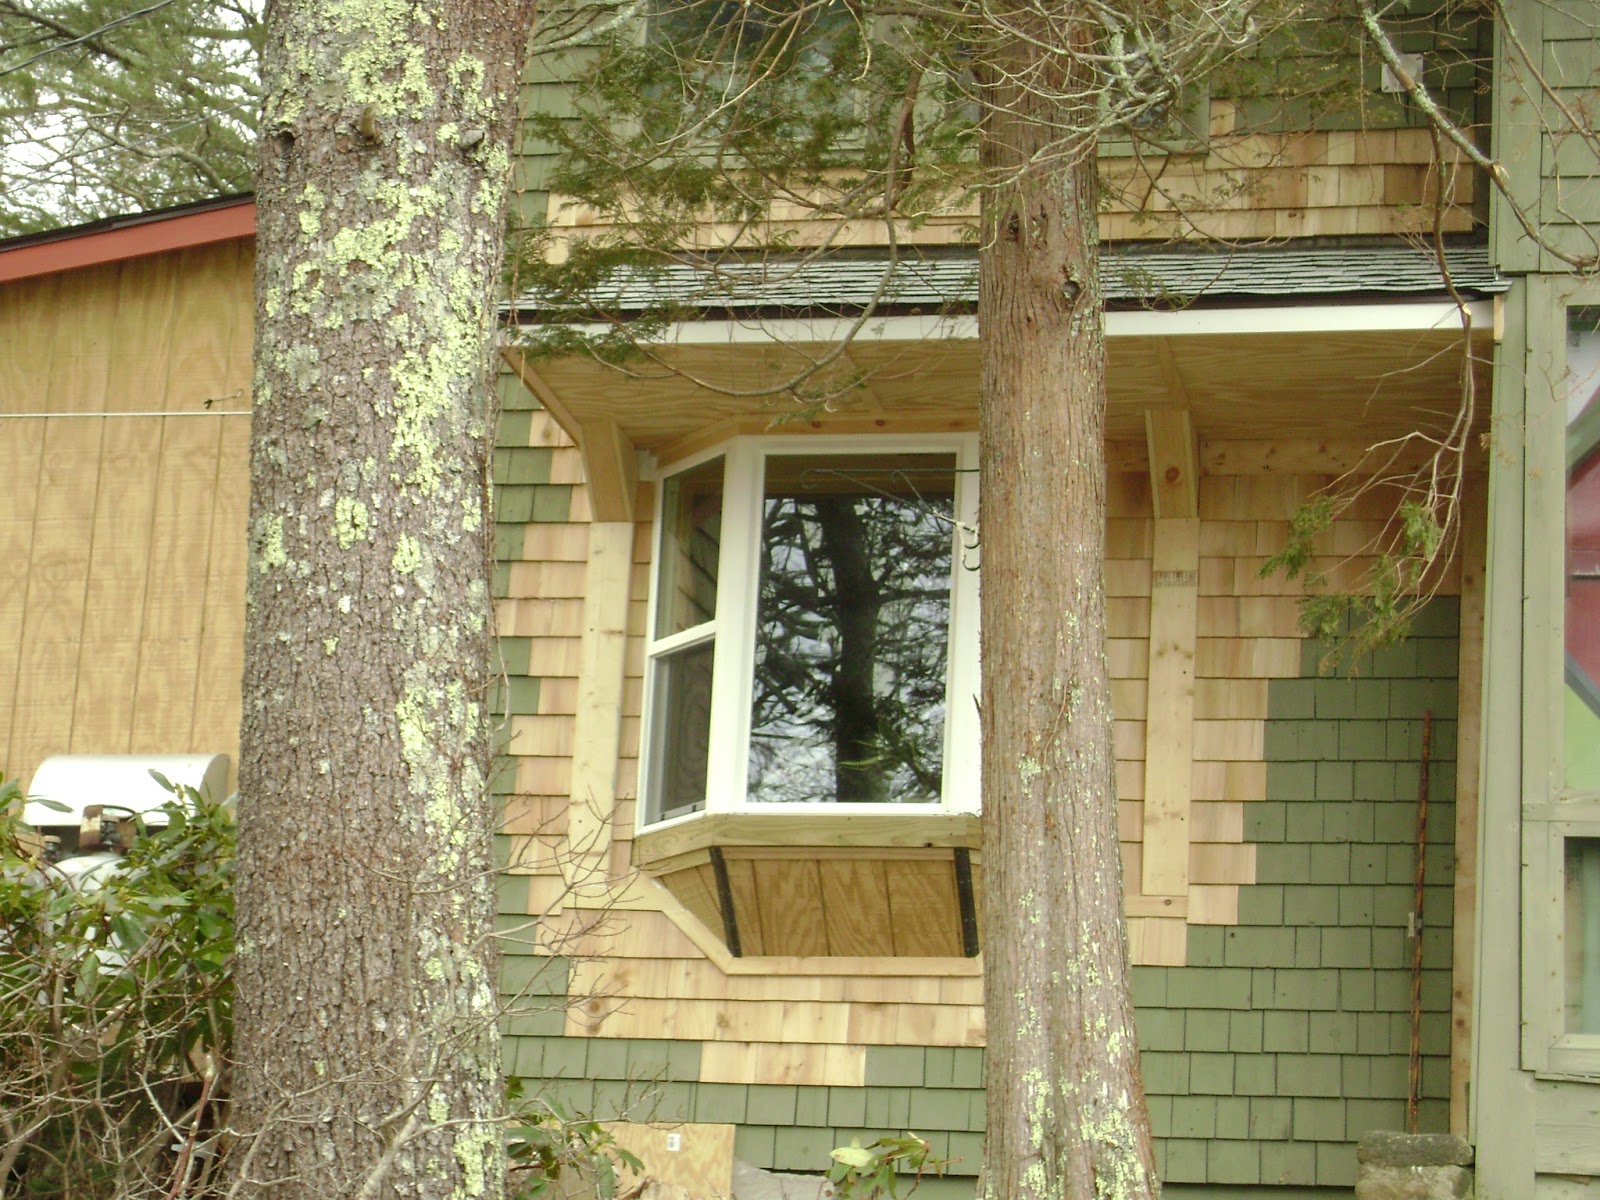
1,242,252,783
603,1123,736,1198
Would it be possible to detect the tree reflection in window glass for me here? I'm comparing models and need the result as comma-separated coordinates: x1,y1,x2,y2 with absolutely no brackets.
652,0,852,73
748,454,956,804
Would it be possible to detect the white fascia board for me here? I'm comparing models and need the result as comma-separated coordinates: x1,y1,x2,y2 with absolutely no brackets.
553,300,1493,348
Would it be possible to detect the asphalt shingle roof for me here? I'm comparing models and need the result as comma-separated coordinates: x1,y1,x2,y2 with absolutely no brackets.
510,241,1505,318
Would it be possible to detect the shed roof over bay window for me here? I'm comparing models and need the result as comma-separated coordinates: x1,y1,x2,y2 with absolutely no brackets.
500,240,1504,960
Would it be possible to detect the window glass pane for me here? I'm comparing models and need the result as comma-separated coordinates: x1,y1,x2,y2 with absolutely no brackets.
649,640,716,820
652,0,851,71
1567,315,1600,790
657,457,723,639
1567,838,1600,1034
747,453,956,804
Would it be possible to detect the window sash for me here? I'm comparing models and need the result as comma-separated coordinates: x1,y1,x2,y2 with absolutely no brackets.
638,433,979,828
1521,287,1600,1076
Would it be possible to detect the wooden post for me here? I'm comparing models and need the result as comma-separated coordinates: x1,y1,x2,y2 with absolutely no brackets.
566,520,634,884
500,347,641,882
1142,407,1200,898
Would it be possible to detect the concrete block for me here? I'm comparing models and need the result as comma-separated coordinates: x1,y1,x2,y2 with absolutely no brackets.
1355,1163,1473,1200
731,1159,834,1200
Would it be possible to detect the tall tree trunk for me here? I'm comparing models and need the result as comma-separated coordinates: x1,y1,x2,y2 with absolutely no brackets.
234,4,533,1197
977,12,1158,1199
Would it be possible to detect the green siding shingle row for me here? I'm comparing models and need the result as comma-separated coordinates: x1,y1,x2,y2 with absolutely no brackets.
1139,599,1459,1190
490,365,1463,1194
494,1035,989,1177
496,603,1460,1191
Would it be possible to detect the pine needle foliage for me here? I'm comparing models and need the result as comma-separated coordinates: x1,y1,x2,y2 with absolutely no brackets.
0,0,261,236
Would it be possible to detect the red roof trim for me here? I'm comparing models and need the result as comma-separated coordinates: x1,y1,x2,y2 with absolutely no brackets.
0,199,256,285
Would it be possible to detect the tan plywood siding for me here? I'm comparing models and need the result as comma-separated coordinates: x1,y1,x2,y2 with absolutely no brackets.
0,240,253,786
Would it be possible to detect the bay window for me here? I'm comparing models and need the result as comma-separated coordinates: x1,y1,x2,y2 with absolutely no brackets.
640,435,980,828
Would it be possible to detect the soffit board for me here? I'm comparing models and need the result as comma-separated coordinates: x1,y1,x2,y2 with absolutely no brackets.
513,322,1495,453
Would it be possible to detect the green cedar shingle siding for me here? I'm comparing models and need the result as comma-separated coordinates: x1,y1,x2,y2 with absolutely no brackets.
490,398,1462,1195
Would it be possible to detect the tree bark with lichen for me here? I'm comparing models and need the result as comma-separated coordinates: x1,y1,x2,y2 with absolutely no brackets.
976,9,1158,1198
233,4,534,1197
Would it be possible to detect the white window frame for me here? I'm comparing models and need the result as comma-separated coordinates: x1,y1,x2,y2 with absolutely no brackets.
638,433,981,830
1522,283,1600,1078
